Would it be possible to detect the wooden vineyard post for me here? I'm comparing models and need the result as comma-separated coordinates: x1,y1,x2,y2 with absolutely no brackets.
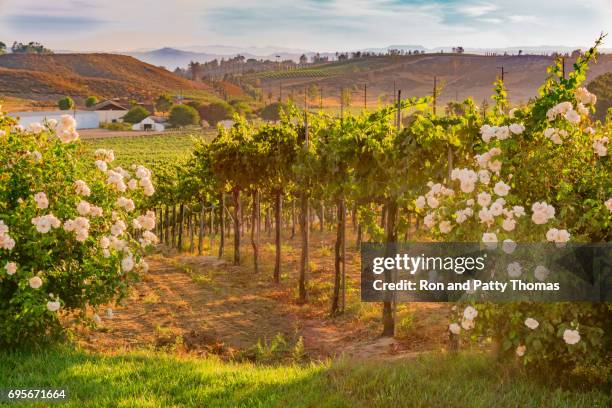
164,206,170,244
299,112,310,303
158,207,163,243
320,201,325,232
198,201,204,256
273,190,282,283
251,190,260,273
177,203,184,252
219,192,225,258
291,199,296,239
210,205,215,254
341,198,346,313
232,188,241,265
189,210,195,253
171,205,177,248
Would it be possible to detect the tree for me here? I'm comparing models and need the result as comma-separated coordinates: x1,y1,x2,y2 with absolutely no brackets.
259,102,290,121
186,100,202,111
11,41,52,54
197,102,234,125
122,106,150,124
155,94,173,113
299,54,308,65
229,100,252,117
85,96,99,108
0,42,6,55
57,97,74,111
169,104,200,127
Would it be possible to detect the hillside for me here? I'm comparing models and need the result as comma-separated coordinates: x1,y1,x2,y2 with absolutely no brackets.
0,53,213,107
587,72,612,121
248,53,612,107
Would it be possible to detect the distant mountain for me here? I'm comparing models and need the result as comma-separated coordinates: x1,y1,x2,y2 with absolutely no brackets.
361,45,427,53
127,47,220,69
124,42,611,71
125,47,336,70
180,45,310,56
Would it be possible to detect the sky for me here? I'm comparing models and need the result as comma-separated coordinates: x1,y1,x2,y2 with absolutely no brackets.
0,0,610,52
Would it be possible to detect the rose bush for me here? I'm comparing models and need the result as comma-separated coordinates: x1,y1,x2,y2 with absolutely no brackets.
0,112,157,348
415,42,611,385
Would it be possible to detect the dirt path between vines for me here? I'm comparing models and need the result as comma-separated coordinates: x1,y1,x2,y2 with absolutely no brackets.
80,241,451,361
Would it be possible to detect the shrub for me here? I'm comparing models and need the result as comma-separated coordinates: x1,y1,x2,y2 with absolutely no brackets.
57,97,74,111
0,113,157,348
123,106,150,124
259,102,290,121
100,122,132,131
169,104,200,127
417,48,611,384
198,102,234,125
229,99,253,117
186,100,202,111
155,94,173,113
85,96,99,108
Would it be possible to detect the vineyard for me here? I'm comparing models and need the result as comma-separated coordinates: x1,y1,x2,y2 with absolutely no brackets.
1,36,611,405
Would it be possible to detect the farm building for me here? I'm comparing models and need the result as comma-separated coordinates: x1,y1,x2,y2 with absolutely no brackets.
89,100,128,123
8,110,99,129
131,116,166,131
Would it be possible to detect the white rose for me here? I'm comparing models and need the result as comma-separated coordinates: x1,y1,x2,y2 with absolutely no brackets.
34,192,49,209
449,323,461,335
439,221,452,234
493,181,510,197
534,265,550,281
121,256,134,272
507,262,522,278
563,329,580,345
47,300,61,312
461,318,475,330
509,123,525,134
5,262,17,275
29,276,43,289
564,109,580,124
524,318,539,330
502,218,516,232
482,232,498,249
502,239,516,254
463,306,478,320
477,192,491,207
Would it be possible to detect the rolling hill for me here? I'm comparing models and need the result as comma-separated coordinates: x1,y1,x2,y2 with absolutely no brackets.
0,53,213,107
249,53,612,108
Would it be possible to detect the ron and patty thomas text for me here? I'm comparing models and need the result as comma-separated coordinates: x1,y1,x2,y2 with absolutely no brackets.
370,254,560,292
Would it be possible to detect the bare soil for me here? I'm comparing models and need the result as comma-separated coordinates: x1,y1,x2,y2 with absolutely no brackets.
79,230,452,361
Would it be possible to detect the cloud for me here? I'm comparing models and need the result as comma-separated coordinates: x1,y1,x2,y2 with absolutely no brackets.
508,15,540,24
460,3,499,17
0,0,608,51
3,14,106,32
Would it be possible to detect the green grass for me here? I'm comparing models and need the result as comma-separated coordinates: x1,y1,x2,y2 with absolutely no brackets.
80,130,216,168
1,349,609,407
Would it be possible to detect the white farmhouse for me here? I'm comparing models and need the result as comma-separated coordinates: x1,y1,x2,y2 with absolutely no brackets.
131,116,165,131
89,100,128,123
8,110,99,129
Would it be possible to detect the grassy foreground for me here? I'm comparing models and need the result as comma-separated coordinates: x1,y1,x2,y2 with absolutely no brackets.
1,349,609,408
